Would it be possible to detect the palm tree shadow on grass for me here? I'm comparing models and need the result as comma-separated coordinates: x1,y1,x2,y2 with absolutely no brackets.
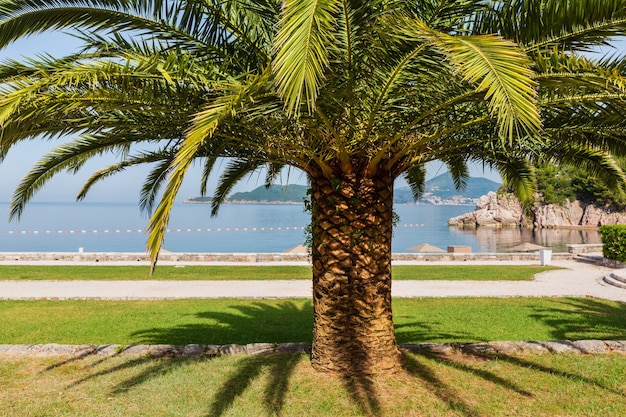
528,298,626,341
458,350,626,398
47,297,626,416
205,353,302,417
403,353,484,417
395,321,476,345
133,301,314,346
403,348,626,417
61,352,305,415
66,355,188,393
46,300,468,416
128,301,400,416
128,300,474,416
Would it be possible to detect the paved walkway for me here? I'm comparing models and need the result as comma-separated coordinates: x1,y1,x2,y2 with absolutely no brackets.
0,259,625,301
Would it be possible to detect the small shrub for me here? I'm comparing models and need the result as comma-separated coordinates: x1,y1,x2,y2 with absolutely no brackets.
599,225,626,262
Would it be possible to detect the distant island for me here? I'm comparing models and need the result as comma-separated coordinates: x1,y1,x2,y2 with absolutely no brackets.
183,173,501,205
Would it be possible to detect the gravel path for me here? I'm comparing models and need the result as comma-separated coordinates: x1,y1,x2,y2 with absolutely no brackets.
0,259,624,301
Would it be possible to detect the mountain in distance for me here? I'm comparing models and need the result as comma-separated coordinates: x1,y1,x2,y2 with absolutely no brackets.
395,173,501,204
184,173,501,205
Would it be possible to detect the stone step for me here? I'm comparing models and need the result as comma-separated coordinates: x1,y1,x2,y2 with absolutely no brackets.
576,254,604,265
603,274,626,290
610,272,626,285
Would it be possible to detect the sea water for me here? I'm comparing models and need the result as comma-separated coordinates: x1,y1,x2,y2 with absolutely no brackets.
0,202,601,253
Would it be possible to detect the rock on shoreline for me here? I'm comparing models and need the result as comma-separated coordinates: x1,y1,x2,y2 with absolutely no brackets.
448,191,626,228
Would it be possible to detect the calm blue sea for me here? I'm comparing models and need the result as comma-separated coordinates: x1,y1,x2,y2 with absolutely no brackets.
0,202,601,253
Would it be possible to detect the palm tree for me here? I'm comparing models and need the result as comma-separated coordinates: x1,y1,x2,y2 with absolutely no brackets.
2,0,626,374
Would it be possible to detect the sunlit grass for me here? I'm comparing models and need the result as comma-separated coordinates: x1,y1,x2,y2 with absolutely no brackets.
1,295,624,416
1,352,624,416
1,297,624,345
0,265,557,280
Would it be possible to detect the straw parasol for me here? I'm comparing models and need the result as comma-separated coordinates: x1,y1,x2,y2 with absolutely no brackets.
510,242,546,252
408,243,446,253
283,244,309,254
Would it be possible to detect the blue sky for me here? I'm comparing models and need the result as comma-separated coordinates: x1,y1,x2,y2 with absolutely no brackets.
0,33,310,203
3,30,621,204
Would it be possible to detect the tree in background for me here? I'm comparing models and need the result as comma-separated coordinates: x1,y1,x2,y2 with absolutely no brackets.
534,163,626,210
2,0,626,374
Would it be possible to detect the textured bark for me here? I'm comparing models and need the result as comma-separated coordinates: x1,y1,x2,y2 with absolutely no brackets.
309,169,402,375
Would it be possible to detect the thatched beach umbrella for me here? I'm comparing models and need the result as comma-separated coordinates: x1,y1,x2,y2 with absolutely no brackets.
408,243,446,253
283,244,308,254
510,242,546,252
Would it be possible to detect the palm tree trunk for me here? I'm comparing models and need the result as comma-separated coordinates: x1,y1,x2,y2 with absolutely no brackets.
309,170,402,375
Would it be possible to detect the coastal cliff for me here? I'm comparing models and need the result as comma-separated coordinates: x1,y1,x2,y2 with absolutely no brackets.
448,191,626,228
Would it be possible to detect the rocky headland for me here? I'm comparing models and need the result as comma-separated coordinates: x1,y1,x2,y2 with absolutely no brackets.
448,191,626,228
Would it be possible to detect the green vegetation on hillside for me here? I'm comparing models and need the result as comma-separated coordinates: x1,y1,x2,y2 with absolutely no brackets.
228,184,309,203
534,164,626,209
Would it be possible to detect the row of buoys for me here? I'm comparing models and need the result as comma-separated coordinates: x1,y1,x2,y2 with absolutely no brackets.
2,229,143,234
1,223,426,236
0,226,308,235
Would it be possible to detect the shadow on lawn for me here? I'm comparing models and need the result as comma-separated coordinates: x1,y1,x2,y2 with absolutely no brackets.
201,353,302,417
403,349,626,417
127,300,473,416
134,301,314,346
45,297,626,416
529,297,626,340
127,301,435,416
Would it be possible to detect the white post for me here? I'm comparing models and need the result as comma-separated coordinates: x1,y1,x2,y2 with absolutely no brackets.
539,249,552,266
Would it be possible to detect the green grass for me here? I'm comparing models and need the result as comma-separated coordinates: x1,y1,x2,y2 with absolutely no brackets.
1,296,624,416
1,352,625,416
0,264,556,280
1,297,624,345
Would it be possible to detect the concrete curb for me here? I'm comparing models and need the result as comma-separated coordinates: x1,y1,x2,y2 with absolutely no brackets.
0,251,577,265
1,340,625,359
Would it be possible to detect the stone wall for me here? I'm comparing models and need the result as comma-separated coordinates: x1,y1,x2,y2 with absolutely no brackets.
0,251,577,263
2,340,625,358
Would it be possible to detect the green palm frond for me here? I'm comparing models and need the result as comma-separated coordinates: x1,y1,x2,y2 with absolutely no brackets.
496,158,536,204
273,0,340,115
264,162,286,187
146,72,271,267
3,0,626,272
444,156,469,191
411,20,540,141
199,153,222,198
138,155,176,215
474,0,626,51
534,50,626,97
75,148,177,205
0,1,140,49
211,158,266,216
403,164,427,201
9,135,133,220
147,99,233,267
540,143,626,196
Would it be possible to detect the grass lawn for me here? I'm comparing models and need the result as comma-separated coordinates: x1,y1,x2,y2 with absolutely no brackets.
1,297,624,345
1,296,625,416
0,264,557,280
1,352,625,416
